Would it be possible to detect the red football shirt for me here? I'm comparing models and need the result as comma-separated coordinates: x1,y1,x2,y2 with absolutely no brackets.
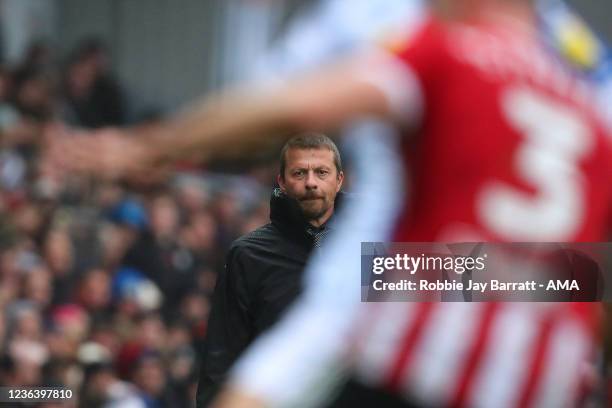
390,17,612,243
354,15,612,408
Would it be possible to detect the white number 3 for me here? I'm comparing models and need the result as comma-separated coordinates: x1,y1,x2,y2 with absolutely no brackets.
478,87,594,241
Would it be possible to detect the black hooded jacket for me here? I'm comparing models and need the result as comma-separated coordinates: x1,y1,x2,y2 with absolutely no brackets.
196,188,341,407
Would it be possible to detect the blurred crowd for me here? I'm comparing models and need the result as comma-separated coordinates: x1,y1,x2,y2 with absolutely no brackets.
0,38,277,407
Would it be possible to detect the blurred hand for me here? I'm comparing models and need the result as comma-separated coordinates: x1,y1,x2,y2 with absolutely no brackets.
43,124,163,182
211,388,267,408
2,119,40,147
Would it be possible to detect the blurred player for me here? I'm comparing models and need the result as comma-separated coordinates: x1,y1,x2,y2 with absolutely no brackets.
196,0,610,407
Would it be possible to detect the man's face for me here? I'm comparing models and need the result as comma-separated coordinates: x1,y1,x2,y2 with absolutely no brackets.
278,147,343,226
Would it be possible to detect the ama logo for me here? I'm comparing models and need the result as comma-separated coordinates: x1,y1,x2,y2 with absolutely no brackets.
546,280,580,290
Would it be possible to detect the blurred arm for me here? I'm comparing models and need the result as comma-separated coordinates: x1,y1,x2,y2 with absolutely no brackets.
49,51,421,180
141,51,420,165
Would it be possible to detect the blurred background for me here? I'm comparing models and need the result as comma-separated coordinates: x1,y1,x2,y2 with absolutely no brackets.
0,0,609,407
0,0,607,113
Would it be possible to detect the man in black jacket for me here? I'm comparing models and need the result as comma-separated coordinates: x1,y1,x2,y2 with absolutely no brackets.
197,133,344,407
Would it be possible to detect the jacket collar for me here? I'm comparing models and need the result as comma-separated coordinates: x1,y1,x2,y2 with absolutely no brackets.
269,188,342,246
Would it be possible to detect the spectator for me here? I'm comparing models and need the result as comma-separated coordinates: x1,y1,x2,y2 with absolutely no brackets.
43,227,76,305
81,362,145,408
21,265,53,309
11,66,53,123
131,353,181,408
62,38,127,128
76,267,112,320
122,194,201,316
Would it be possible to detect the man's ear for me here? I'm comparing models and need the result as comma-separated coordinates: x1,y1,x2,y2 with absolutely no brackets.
336,171,344,192
277,174,286,192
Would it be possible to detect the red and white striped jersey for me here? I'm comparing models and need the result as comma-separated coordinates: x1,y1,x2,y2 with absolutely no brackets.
353,15,612,408
354,301,597,407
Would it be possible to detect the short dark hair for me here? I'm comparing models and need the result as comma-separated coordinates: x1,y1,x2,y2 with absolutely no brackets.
279,133,342,179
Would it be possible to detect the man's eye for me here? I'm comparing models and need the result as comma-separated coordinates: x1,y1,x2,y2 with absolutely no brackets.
317,169,329,176
293,170,305,177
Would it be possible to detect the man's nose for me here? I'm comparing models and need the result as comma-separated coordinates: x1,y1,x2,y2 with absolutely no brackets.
305,171,318,189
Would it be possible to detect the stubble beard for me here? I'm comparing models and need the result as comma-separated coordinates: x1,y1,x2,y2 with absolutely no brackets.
299,198,330,223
